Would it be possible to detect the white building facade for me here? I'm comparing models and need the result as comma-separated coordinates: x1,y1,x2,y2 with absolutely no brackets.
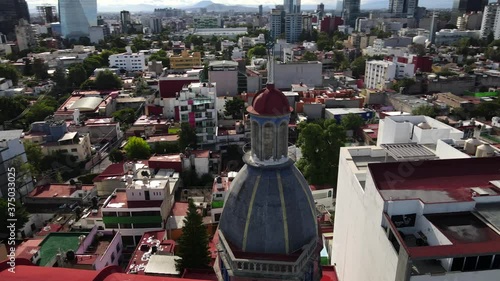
109,49,146,72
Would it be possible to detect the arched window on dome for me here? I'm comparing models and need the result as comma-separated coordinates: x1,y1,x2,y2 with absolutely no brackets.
277,121,288,159
251,121,261,158
262,122,275,160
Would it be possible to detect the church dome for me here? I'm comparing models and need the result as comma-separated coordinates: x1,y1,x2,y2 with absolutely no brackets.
218,156,318,255
247,83,293,116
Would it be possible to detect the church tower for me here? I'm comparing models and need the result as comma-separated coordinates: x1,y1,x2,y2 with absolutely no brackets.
214,42,322,281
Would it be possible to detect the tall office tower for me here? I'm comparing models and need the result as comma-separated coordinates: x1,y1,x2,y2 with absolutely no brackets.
335,0,344,16
0,0,30,40
149,17,162,34
317,3,325,18
429,11,439,44
15,18,37,51
285,13,302,43
388,0,419,18
120,10,131,34
343,0,360,27
270,8,283,41
37,5,57,24
59,0,97,39
259,5,263,16
284,0,300,14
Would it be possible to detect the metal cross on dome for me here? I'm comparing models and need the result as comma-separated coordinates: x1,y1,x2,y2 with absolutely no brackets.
266,35,275,84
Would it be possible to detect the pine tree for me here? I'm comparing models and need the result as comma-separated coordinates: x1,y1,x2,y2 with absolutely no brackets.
175,199,211,272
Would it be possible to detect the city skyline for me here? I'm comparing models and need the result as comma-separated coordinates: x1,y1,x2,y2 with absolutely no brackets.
23,0,467,13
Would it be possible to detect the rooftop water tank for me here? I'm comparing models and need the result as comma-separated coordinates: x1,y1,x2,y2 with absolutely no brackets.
475,144,495,158
417,122,432,129
464,138,481,155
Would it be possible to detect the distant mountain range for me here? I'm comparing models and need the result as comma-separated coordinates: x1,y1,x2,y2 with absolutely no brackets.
28,0,458,13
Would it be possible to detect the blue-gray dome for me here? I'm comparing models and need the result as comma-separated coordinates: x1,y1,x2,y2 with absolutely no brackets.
219,155,318,255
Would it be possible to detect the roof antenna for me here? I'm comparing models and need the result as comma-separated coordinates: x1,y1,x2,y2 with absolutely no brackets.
266,35,275,85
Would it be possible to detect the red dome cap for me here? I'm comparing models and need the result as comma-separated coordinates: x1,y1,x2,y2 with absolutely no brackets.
247,84,293,116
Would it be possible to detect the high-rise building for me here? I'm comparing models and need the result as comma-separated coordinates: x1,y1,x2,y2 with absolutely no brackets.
317,3,325,19
453,0,488,14
388,0,419,18
481,3,500,39
429,11,439,44
15,19,37,51
270,8,284,41
284,0,300,14
214,53,322,281
259,5,263,16
37,5,57,24
59,0,97,39
0,0,30,40
343,0,361,27
120,10,131,34
332,115,500,281
149,17,162,34
285,13,302,43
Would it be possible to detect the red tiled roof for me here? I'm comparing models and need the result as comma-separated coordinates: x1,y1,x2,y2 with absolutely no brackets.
0,260,212,281
93,162,126,182
127,230,175,275
29,184,94,198
189,150,210,158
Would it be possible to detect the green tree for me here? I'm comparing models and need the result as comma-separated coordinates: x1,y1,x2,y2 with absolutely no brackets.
340,113,365,131
68,64,88,88
25,96,59,124
23,59,34,76
0,96,28,125
113,108,136,128
99,50,114,66
152,142,179,154
471,101,500,120
317,32,333,51
109,148,125,163
80,79,97,90
175,199,211,272
0,198,30,236
83,55,103,75
391,77,416,92
412,105,439,118
23,141,44,177
33,58,49,80
132,36,150,51
0,64,20,85
247,45,267,58
51,67,68,95
301,51,317,61
351,56,367,78
178,122,197,151
94,70,123,90
296,119,346,186
224,97,245,119
124,136,151,160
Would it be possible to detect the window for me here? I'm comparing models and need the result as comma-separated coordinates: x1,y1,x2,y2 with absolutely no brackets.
102,212,117,217
181,114,188,122
278,121,288,158
111,253,115,263
118,212,130,217
116,243,121,253
206,112,212,118
262,123,274,160
120,223,132,229
180,105,188,111
195,112,202,118
71,148,77,152
251,121,260,158
105,223,119,229
134,223,162,228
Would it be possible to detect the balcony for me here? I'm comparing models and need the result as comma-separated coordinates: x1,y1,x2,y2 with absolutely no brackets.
216,230,318,278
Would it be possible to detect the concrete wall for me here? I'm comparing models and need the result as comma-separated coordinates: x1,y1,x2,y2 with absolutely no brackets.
273,61,323,89
332,147,400,281
435,140,470,159
303,103,323,119
209,70,238,96
427,78,475,96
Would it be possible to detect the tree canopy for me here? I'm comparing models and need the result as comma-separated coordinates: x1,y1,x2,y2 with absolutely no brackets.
124,137,152,160
296,119,346,187
0,63,20,85
175,199,211,272
247,45,267,58
0,198,30,236
302,51,317,61
340,113,365,131
112,108,137,128
0,96,29,125
33,58,49,80
178,122,198,151
350,56,367,78
224,97,245,119
91,70,123,90
412,104,439,118
109,148,125,163
23,141,44,177
68,64,88,88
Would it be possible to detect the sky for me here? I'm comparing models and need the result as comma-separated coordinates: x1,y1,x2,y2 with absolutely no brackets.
25,0,457,13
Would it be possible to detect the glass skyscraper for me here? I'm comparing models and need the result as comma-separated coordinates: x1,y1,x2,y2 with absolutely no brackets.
58,0,97,39
343,0,360,27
